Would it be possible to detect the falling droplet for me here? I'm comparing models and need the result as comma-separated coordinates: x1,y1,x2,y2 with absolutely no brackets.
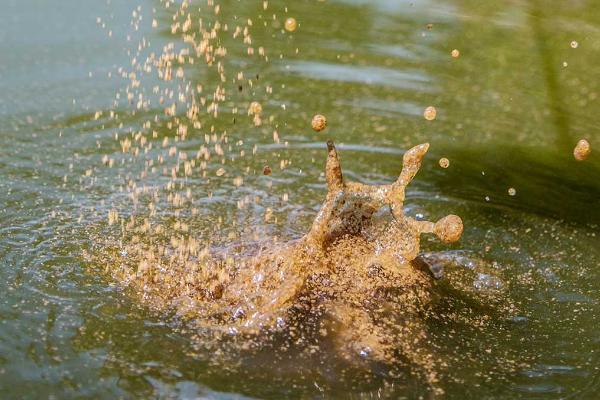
311,114,327,132
284,17,297,32
248,101,262,115
573,139,591,161
423,106,437,121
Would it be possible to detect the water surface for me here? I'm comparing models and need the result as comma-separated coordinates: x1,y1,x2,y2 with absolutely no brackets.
1,0,600,398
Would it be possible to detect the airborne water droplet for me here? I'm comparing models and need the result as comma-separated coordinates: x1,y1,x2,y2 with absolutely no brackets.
311,114,327,132
573,139,591,161
423,106,437,121
284,17,297,32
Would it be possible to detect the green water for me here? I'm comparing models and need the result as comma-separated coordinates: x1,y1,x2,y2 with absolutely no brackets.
1,0,600,398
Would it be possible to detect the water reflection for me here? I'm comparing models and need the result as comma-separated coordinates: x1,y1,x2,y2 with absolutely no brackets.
286,61,434,91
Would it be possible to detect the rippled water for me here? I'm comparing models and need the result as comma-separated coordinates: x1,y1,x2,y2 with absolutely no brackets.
1,0,600,398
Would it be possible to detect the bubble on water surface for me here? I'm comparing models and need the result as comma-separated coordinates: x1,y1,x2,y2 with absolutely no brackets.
439,157,449,168
570,40,579,48
473,273,503,291
508,187,516,196
451,49,460,58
